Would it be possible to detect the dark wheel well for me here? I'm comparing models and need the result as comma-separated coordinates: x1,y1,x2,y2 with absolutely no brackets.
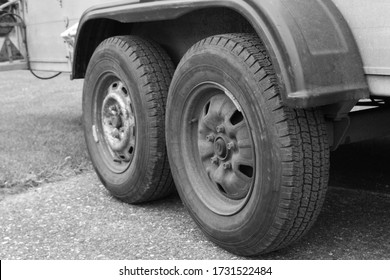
73,8,255,79
73,19,132,78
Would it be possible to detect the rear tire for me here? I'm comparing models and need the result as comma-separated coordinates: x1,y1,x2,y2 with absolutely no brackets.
166,33,330,255
83,36,175,203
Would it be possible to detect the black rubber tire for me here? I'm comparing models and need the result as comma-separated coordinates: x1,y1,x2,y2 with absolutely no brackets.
166,33,330,255
83,36,175,203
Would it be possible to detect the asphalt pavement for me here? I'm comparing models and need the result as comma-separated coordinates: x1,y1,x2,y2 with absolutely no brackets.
0,173,242,260
1,169,390,260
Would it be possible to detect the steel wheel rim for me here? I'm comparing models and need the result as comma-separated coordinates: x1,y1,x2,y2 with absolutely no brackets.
92,73,136,174
182,82,255,215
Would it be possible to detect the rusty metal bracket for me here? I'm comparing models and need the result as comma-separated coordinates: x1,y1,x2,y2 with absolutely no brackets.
327,117,350,151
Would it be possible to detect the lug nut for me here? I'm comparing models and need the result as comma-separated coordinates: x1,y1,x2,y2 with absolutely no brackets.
211,156,219,165
206,134,215,142
216,125,225,133
223,162,232,170
226,142,235,150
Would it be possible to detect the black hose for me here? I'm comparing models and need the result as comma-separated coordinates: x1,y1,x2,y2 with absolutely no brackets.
29,70,62,80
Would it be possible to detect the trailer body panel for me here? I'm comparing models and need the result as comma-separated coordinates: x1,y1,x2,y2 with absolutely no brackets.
2,0,390,101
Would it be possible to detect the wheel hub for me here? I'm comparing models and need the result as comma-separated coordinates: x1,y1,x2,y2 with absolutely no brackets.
101,81,135,162
109,108,122,129
197,92,255,201
214,137,228,159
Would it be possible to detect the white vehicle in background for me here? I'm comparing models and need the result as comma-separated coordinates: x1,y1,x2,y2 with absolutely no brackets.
1,0,390,256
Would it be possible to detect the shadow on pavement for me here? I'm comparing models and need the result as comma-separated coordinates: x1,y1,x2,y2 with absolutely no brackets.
262,188,390,259
263,137,390,259
330,137,390,193
134,138,390,259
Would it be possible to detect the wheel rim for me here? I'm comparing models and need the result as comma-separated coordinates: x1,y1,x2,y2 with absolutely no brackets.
183,82,255,215
92,73,136,174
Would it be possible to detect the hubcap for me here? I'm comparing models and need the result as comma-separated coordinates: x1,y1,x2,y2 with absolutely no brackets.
214,137,228,159
101,81,135,163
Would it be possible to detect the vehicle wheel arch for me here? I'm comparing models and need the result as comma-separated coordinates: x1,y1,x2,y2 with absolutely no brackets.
73,0,369,109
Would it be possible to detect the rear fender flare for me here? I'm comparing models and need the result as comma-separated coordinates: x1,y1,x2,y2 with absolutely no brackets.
73,0,369,108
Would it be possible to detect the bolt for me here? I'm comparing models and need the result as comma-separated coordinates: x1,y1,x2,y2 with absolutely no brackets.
211,156,219,165
226,142,235,150
223,162,232,170
206,134,215,142
216,125,225,133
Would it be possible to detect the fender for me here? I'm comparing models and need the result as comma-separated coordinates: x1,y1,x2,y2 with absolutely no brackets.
73,0,369,108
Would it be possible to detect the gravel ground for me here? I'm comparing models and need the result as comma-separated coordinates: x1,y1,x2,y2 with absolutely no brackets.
1,172,389,260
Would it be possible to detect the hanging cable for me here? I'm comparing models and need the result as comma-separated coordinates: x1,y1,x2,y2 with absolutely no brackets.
29,70,62,79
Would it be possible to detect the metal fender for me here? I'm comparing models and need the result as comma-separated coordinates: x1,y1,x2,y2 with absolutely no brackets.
73,0,369,108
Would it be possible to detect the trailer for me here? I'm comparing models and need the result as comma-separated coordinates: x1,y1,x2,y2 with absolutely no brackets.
1,0,390,256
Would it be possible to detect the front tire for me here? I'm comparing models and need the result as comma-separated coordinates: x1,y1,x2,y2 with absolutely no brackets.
166,34,330,255
83,36,175,203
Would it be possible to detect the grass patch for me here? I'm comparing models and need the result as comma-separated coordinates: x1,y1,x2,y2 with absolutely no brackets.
0,71,92,198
